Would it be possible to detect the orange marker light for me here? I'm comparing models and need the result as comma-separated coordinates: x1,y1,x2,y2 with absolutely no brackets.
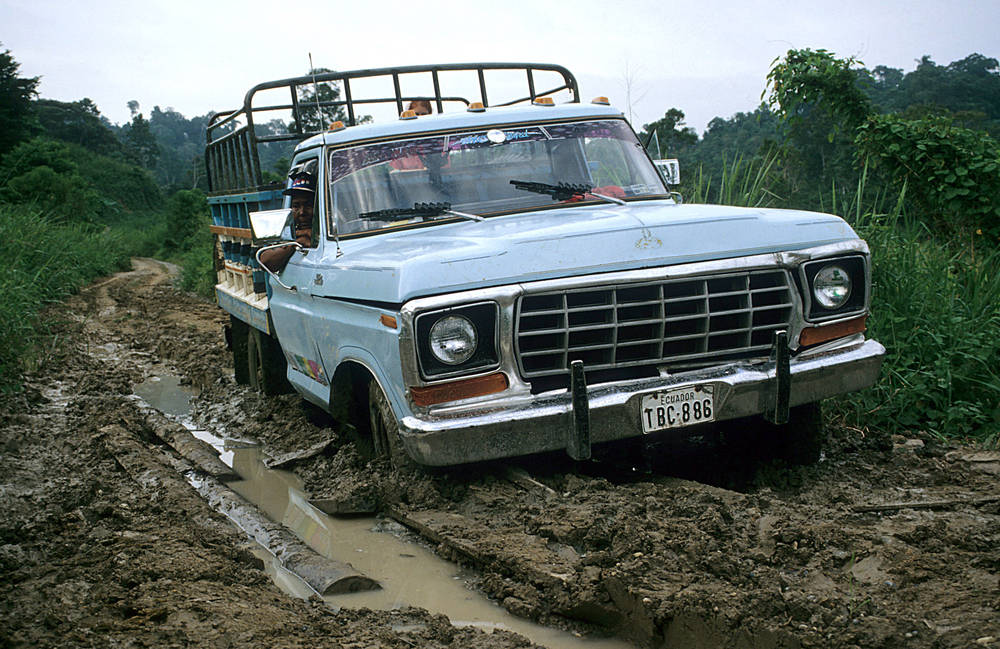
379,314,398,329
400,109,418,120
799,315,867,347
591,96,610,105
327,120,346,131
467,102,486,112
410,372,509,407
532,97,555,106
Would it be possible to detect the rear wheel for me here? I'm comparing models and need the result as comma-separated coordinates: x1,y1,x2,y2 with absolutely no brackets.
367,380,415,469
247,327,291,395
230,316,250,385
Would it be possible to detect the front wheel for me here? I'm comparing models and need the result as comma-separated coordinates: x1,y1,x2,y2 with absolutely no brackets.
367,381,415,469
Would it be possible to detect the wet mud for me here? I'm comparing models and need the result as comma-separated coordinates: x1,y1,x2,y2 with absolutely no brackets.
2,258,998,648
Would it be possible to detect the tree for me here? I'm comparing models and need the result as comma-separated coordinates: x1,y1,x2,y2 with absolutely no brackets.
764,48,872,137
148,106,208,190
0,45,40,156
121,104,160,170
294,68,349,132
620,60,648,127
639,108,698,159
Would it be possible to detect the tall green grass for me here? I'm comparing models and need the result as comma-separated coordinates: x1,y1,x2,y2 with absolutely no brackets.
686,159,1000,445
682,151,782,208
0,205,162,391
847,197,1000,444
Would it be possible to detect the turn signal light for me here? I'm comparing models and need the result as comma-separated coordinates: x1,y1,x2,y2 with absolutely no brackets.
379,314,398,329
400,109,418,120
409,372,509,407
327,120,346,131
799,315,867,347
532,97,555,106
591,96,610,105
467,102,486,112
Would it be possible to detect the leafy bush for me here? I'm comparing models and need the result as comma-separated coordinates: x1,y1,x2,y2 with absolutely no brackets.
0,137,161,220
177,231,216,298
2,164,103,222
164,189,209,252
855,114,1000,239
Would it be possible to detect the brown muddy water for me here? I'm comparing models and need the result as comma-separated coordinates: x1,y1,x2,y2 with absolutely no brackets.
133,371,633,649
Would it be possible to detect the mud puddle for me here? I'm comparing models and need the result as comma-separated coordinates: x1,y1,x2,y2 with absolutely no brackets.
135,368,632,649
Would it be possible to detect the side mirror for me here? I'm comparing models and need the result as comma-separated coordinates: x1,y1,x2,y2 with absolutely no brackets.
249,208,292,245
653,159,681,186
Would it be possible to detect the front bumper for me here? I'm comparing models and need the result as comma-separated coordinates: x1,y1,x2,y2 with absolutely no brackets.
398,338,885,466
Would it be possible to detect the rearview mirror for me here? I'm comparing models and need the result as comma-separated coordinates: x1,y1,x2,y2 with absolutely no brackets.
249,208,292,245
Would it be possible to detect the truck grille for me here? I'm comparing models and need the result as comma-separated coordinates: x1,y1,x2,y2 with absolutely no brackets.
515,269,796,379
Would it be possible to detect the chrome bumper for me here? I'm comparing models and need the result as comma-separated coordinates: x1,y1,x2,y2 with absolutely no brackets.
398,338,885,466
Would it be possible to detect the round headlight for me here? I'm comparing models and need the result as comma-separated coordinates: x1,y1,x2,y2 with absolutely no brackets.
813,265,852,309
429,315,477,365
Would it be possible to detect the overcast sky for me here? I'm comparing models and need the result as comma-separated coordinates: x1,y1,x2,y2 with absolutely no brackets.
3,0,999,135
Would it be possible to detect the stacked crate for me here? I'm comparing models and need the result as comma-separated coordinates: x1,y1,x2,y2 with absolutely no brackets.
208,189,284,301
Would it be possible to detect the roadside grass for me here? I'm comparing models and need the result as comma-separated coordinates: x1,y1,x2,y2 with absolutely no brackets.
682,150,782,208
686,161,1000,445
0,205,163,392
175,230,216,297
845,203,1000,443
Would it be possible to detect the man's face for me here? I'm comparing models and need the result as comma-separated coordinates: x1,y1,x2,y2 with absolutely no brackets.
290,193,314,228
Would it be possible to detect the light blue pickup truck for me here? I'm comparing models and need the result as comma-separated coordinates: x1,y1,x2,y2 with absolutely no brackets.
206,64,884,467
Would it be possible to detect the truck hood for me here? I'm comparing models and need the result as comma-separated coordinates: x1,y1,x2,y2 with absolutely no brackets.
305,201,859,303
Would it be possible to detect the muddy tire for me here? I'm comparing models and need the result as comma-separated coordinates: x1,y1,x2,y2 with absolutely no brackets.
230,316,251,385
247,327,291,395
769,402,826,465
367,380,416,469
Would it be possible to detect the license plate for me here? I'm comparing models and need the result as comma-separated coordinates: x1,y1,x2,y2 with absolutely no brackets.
640,385,715,433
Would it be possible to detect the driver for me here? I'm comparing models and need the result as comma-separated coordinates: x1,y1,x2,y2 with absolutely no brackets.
258,172,315,272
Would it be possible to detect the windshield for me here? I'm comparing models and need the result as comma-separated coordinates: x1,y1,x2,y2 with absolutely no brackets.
326,119,667,236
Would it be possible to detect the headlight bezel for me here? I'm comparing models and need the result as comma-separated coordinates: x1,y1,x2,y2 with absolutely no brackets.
800,255,868,322
415,302,500,379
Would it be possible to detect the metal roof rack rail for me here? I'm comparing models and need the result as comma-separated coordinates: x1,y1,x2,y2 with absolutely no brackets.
205,62,579,193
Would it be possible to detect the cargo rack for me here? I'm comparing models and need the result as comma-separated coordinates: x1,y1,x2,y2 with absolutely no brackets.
205,63,580,193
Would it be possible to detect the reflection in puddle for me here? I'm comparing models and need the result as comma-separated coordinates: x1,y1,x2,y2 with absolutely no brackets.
134,369,633,649
228,447,630,648
134,372,198,418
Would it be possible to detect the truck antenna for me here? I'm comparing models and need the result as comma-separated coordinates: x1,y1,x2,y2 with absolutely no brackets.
307,54,342,257
308,52,326,131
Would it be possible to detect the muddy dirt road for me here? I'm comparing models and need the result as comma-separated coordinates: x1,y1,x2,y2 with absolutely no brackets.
1,259,997,648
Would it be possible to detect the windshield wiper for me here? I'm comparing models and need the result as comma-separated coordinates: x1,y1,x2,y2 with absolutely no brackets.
509,180,627,205
358,202,484,222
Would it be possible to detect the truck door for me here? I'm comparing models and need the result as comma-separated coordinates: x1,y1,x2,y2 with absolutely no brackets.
266,155,333,393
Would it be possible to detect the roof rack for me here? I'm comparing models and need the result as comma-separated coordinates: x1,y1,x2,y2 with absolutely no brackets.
205,62,579,193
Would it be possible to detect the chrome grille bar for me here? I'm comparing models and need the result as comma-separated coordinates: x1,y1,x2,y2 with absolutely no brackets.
515,269,796,378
